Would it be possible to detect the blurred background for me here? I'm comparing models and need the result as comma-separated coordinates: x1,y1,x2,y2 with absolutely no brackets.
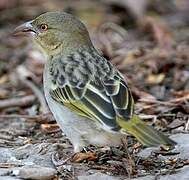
0,0,188,125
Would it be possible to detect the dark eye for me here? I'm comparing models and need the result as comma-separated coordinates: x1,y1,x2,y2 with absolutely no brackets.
40,24,48,31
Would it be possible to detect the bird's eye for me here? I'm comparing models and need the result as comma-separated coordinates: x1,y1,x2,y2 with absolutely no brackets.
40,24,48,31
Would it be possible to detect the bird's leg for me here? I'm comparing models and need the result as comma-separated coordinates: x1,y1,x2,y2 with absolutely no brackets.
50,141,76,167
121,136,128,148
72,143,97,163
51,140,86,167
51,151,75,167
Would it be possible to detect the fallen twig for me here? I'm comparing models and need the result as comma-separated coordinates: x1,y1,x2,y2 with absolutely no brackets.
0,113,55,123
19,78,49,113
16,65,49,113
0,163,23,168
184,118,189,131
0,95,35,110
169,93,189,103
121,138,136,178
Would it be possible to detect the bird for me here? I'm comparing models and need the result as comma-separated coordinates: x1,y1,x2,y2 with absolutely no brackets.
14,12,176,152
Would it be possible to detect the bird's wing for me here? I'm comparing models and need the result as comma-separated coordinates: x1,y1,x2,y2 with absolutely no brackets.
103,72,134,120
49,54,134,131
50,80,120,131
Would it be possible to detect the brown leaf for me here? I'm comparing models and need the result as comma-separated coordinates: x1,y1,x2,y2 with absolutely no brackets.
184,159,189,165
0,163,20,168
41,124,60,133
172,90,189,98
72,152,97,163
0,74,9,84
169,92,189,103
146,73,165,84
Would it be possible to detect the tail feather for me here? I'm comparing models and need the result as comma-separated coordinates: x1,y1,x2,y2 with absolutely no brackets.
132,125,163,146
117,115,176,147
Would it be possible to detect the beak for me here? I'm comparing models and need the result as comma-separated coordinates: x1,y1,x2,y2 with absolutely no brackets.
13,20,36,36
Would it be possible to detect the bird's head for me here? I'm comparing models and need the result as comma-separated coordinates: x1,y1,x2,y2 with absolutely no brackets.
14,12,92,56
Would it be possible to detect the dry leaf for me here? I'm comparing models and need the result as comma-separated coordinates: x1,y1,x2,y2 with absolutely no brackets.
146,73,165,84
0,74,9,84
72,152,97,163
41,124,60,133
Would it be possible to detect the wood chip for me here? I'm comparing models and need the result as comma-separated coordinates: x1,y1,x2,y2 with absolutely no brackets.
41,124,60,133
72,152,97,163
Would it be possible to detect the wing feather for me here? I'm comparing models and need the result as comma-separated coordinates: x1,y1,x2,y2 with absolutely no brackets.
85,88,116,120
49,52,134,131
104,75,134,119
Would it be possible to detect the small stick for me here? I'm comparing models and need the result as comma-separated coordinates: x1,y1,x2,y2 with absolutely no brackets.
20,78,49,113
0,95,35,110
169,94,189,103
16,65,49,113
0,113,55,123
121,138,136,178
185,118,189,131
0,114,39,119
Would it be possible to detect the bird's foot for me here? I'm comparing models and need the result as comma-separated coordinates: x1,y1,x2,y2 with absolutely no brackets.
72,145,97,162
51,151,74,167
52,144,97,166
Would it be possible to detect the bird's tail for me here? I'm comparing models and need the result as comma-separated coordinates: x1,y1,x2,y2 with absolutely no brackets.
117,115,176,147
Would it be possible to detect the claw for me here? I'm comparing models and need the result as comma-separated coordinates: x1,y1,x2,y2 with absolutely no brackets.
51,152,73,167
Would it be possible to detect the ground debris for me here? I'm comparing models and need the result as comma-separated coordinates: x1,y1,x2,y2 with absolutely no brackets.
0,95,36,110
